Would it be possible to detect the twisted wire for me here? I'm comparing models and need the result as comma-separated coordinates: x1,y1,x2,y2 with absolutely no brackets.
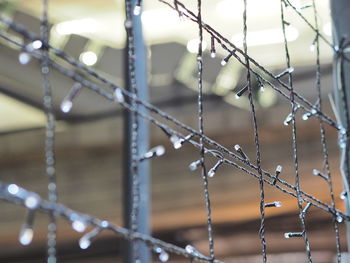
125,0,141,260
242,0,266,261
0,18,345,222
40,1,58,262
311,1,341,261
2,32,347,222
196,0,215,260
0,182,223,263
280,2,312,261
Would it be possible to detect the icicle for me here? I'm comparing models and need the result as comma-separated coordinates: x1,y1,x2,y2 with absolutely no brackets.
275,67,294,78
265,201,282,208
272,165,282,185
234,144,249,161
139,145,165,161
19,210,35,246
208,159,224,178
60,82,82,113
189,160,201,171
210,36,216,58
235,84,248,99
284,232,303,238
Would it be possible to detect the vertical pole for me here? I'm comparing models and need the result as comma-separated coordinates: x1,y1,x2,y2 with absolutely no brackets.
330,0,350,256
123,0,151,262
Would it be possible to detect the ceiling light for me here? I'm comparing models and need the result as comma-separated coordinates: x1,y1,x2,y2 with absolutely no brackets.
80,51,97,66
231,27,299,47
323,22,332,37
216,0,278,18
55,18,97,35
186,39,207,53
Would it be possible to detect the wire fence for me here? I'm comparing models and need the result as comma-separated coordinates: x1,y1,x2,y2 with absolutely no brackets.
0,0,348,262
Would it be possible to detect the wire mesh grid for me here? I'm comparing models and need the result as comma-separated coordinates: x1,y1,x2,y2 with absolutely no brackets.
0,0,348,262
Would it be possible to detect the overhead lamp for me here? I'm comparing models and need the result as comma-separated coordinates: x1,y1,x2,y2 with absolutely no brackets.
55,18,97,35
231,27,299,47
80,51,98,66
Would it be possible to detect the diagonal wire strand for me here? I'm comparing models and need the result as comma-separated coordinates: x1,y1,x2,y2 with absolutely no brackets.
242,0,266,261
280,2,312,261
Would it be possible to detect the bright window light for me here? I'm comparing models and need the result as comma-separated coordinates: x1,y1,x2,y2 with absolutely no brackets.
80,51,98,66
323,22,332,37
55,18,97,35
186,39,207,53
231,27,299,47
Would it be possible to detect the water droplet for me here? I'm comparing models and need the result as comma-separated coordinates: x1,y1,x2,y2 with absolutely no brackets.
19,227,33,245
159,251,169,262
19,52,31,65
60,100,73,113
7,184,19,195
25,195,39,209
72,220,86,233
79,237,91,249
133,5,141,16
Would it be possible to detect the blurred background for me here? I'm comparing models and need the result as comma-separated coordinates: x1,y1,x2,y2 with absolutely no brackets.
0,0,347,262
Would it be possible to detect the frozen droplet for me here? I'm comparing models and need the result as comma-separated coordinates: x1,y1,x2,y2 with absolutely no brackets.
159,251,169,262
302,113,310,120
19,52,31,65
340,191,347,200
7,184,19,195
133,5,141,16
25,195,39,209
284,233,291,239
72,220,87,233
189,160,200,171
114,88,125,103
155,146,165,156
19,227,33,245
32,40,43,50
274,201,282,207
284,113,292,126
336,215,343,223
101,221,109,228
185,245,196,254
60,100,73,113
208,169,215,178
276,165,282,173
221,59,227,66
170,135,183,149
79,237,91,249
210,52,216,58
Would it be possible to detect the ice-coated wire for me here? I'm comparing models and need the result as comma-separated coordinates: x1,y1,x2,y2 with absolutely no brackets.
0,19,345,222
242,0,266,261
280,2,312,261
0,2,348,259
125,0,141,260
196,0,215,260
2,32,347,223
311,1,341,261
0,182,223,263
40,1,58,262
157,0,339,130
0,13,339,131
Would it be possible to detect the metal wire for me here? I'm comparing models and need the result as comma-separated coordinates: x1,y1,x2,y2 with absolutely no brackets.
0,0,347,261
242,0,266,261
40,1,58,262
